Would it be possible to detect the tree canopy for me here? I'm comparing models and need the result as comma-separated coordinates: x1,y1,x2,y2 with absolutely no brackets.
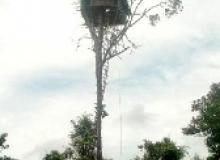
68,114,96,160
43,151,65,160
136,137,186,160
182,82,220,159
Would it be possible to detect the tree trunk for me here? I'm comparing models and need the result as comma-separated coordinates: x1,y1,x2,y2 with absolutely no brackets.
95,12,104,160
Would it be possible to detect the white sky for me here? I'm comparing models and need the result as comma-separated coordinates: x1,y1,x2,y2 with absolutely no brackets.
0,0,220,159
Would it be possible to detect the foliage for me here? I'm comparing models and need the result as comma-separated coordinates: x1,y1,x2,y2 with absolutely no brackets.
0,134,9,152
68,114,96,160
41,114,96,160
182,82,220,159
137,137,186,160
0,133,17,160
43,151,65,160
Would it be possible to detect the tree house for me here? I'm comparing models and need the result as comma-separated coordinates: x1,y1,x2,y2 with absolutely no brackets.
80,0,131,27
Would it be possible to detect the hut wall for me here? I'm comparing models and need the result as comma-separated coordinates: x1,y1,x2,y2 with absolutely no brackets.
80,0,130,27
91,0,116,7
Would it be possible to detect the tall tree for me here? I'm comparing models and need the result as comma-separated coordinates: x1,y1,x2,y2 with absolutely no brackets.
78,0,183,159
182,82,220,159
136,137,186,160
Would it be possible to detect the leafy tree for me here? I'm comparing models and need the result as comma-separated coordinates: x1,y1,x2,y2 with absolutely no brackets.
43,151,65,160
68,114,96,160
0,133,17,160
182,82,220,159
42,114,96,160
137,137,186,160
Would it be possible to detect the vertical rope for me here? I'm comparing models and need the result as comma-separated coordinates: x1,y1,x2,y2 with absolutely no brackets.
119,92,123,156
118,65,123,157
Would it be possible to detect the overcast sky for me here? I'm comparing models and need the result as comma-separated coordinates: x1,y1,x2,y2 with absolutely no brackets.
0,0,220,159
